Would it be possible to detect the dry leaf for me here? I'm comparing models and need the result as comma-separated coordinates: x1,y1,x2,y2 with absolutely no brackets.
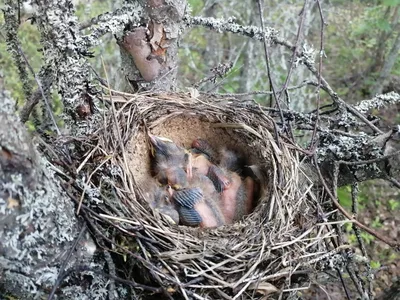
7,197,20,209
149,21,164,51
188,87,200,99
248,282,278,296
166,286,176,293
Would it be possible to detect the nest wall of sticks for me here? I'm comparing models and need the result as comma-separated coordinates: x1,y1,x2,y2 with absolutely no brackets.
94,93,324,299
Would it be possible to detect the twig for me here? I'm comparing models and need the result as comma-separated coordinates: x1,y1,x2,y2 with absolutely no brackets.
337,268,352,300
346,264,367,299
301,52,383,134
2,10,56,127
385,175,400,189
257,0,286,131
48,224,87,300
100,56,134,193
313,154,400,250
205,79,323,97
19,71,53,123
338,149,400,166
184,15,281,44
193,62,234,89
55,265,164,293
278,0,310,106
76,156,111,215
309,0,325,151
103,251,116,300
17,44,59,134
2,4,32,101
350,183,373,299
82,214,173,299
355,92,400,114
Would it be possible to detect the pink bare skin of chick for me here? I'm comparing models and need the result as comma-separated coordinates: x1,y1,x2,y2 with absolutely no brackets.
208,149,255,224
207,165,243,224
218,148,256,218
189,138,252,224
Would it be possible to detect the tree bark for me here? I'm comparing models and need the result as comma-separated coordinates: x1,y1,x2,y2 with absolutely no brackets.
372,29,400,95
117,0,187,92
0,90,98,299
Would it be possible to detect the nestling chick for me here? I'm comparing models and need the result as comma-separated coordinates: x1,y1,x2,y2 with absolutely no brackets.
206,147,244,193
171,173,225,228
188,151,212,178
188,138,224,180
207,150,255,224
207,166,245,224
190,138,245,178
218,147,246,174
191,138,218,163
147,183,179,225
148,134,190,187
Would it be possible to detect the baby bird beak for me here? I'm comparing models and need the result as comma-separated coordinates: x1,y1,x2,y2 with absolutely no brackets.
148,133,192,186
148,133,175,157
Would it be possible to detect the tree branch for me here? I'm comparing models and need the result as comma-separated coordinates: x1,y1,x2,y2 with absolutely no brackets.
33,0,93,121
3,1,33,101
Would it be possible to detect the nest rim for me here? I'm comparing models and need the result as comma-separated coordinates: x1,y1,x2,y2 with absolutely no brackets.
83,91,328,298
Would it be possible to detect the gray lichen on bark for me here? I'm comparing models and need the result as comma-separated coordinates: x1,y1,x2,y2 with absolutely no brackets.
82,3,144,47
355,91,400,114
2,0,400,298
0,90,97,299
315,127,400,186
3,1,33,102
184,15,279,43
32,0,93,131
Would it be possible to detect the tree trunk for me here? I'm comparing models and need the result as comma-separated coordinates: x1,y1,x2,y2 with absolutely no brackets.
0,90,99,299
372,29,400,95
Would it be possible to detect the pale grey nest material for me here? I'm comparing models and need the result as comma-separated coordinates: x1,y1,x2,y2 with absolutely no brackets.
81,91,338,299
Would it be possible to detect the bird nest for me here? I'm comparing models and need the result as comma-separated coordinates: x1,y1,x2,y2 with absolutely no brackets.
73,92,336,299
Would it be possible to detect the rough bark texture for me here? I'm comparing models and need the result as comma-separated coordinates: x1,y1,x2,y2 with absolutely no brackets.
0,90,99,299
33,0,91,120
29,0,143,133
117,0,187,92
317,127,400,186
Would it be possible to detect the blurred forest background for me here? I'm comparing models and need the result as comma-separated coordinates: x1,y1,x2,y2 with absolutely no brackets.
1,0,399,298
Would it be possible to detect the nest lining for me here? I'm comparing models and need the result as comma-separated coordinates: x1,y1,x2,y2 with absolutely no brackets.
88,92,333,298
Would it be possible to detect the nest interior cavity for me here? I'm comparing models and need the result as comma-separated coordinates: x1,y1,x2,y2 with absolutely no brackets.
128,114,263,193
